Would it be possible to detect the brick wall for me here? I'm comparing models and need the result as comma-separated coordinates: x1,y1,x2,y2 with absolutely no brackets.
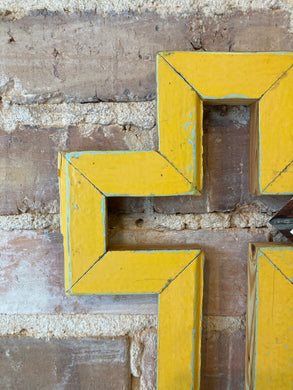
0,1,292,389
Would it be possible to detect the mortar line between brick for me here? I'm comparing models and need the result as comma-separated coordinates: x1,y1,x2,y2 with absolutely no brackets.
0,314,245,337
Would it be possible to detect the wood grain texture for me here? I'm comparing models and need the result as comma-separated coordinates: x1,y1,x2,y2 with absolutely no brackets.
60,158,106,289
246,244,258,390
59,140,204,390
69,250,204,390
158,253,203,390
246,243,293,389
201,326,245,390
0,109,290,217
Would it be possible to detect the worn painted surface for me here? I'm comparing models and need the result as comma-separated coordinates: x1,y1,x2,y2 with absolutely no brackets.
65,151,195,196
158,253,203,390
158,51,293,195
71,250,199,294
70,251,204,389
159,52,292,99
1,102,290,216
59,158,106,288
70,250,204,389
2,4,293,389
59,122,204,389
157,55,203,187
246,244,293,389
109,227,271,316
259,67,293,194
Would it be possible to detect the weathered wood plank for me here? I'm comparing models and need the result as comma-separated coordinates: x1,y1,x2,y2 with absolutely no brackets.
246,243,293,389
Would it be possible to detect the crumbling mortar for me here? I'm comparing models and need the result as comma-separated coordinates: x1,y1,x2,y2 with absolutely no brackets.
109,202,278,232
0,314,158,339
0,0,292,33
0,101,156,133
0,202,282,234
0,212,59,231
0,314,246,338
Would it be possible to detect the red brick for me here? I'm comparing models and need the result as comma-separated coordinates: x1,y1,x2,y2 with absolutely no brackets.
0,11,291,103
0,127,61,215
0,125,132,215
0,337,130,390
0,230,157,314
201,327,245,390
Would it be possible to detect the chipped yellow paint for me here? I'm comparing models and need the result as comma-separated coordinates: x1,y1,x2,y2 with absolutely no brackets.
58,72,204,389
58,58,205,388
160,52,293,100
158,51,293,194
262,248,293,279
63,161,106,287
246,245,293,389
69,250,203,389
59,52,293,389
158,252,203,390
67,151,194,196
259,66,293,193
71,250,199,294
157,55,203,187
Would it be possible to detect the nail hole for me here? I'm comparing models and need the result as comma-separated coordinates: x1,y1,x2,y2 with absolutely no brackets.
135,218,144,227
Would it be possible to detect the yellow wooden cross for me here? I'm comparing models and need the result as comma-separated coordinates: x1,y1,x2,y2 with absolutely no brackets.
59,52,293,389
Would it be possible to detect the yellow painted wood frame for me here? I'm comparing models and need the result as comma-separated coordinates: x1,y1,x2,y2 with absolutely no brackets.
58,51,209,389
59,52,292,389
246,243,293,389
158,52,293,194
58,155,204,388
